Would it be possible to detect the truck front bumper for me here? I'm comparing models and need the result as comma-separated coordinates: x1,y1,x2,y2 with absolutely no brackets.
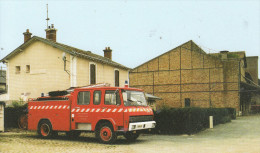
128,121,156,131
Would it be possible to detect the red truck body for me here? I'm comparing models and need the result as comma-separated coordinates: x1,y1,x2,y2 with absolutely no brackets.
28,86,156,143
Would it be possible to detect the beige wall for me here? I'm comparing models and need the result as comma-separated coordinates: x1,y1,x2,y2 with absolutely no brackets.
76,56,129,87
6,41,129,101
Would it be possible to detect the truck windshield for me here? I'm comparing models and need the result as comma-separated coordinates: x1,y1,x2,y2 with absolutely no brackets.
122,90,147,106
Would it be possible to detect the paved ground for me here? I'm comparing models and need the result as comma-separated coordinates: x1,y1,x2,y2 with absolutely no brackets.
1,114,260,153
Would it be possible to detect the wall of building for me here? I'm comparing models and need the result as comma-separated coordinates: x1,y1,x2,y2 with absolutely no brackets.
76,56,129,87
245,56,258,84
130,41,240,111
6,41,129,101
7,41,71,100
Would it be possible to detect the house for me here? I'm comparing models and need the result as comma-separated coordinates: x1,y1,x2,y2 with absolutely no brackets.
0,25,130,102
129,40,260,115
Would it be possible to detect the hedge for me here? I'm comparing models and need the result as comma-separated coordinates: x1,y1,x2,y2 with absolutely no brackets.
4,104,28,128
154,107,236,134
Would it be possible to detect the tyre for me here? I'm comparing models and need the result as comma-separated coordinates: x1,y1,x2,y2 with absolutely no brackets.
96,123,117,144
18,114,28,130
37,120,54,139
66,131,81,138
124,131,140,141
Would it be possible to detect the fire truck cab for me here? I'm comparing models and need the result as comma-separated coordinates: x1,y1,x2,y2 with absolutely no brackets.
28,86,156,143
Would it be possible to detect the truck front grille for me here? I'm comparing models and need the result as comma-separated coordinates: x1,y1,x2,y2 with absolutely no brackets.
129,115,153,123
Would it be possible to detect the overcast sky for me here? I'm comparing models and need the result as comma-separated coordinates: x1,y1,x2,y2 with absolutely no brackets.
0,0,259,77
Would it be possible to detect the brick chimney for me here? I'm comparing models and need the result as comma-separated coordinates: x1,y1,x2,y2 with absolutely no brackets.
23,29,32,43
103,47,112,60
45,24,57,42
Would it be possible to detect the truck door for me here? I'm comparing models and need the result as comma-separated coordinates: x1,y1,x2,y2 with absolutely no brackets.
71,90,92,130
100,89,124,130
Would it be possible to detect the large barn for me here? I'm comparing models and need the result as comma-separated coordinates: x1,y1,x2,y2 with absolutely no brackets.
129,40,260,115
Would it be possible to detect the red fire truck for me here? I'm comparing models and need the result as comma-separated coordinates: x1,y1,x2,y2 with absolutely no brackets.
28,85,156,143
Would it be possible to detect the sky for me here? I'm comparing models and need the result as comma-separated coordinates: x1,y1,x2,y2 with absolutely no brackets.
0,0,260,77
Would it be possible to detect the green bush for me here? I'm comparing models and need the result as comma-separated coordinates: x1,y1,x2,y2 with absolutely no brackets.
226,108,236,119
154,107,234,135
4,103,28,128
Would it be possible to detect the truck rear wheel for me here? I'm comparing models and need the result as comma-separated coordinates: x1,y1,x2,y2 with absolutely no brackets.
37,120,54,139
124,131,140,141
96,123,117,144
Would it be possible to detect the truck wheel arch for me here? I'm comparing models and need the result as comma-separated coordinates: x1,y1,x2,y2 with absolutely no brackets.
94,119,116,132
37,119,52,133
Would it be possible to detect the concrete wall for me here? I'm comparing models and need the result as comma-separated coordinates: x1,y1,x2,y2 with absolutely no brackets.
130,41,240,111
6,41,129,101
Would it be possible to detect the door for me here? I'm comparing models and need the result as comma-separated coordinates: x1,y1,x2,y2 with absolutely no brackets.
101,89,124,129
71,90,92,130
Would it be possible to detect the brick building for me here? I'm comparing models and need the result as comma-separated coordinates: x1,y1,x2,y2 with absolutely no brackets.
129,40,260,114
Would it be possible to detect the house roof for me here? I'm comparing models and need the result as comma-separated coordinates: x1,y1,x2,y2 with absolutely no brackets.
132,40,219,70
0,36,130,70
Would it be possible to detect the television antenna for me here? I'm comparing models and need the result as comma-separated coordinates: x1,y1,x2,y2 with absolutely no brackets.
46,4,50,28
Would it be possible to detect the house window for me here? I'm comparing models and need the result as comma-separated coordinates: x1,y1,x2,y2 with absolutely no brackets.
26,65,30,73
15,66,21,74
104,90,120,105
185,98,191,107
115,70,119,87
77,91,90,105
93,91,101,105
90,64,96,84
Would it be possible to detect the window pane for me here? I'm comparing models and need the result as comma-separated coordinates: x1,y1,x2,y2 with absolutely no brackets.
115,70,119,87
15,66,21,74
94,91,101,105
185,98,190,107
104,90,120,105
77,91,90,105
26,65,30,73
90,64,96,84
122,90,147,106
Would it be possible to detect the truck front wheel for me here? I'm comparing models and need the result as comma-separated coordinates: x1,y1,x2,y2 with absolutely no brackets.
37,120,54,139
124,131,140,141
96,123,117,144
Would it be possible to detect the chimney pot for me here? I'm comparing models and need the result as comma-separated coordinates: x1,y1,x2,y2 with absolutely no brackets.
220,50,229,60
45,25,57,42
103,47,112,60
23,29,32,43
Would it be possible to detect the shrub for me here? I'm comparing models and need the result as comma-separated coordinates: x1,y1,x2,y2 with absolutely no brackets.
154,107,233,135
226,108,236,119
